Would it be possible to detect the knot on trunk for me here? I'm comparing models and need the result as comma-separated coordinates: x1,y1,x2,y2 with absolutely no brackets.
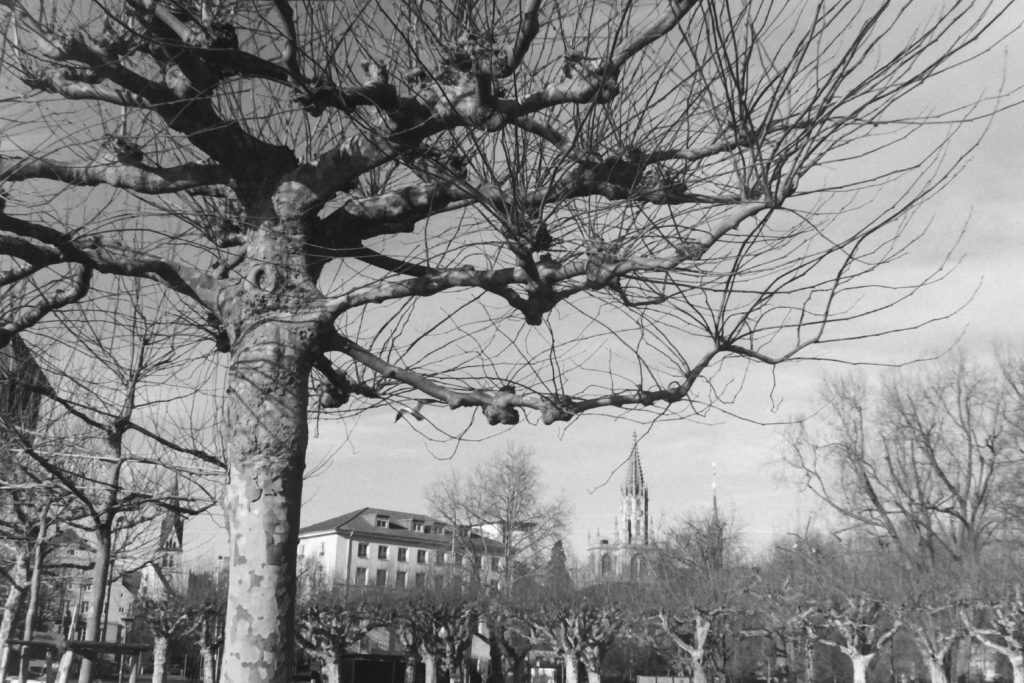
541,396,574,425
245,264,279,293
484,389,520,425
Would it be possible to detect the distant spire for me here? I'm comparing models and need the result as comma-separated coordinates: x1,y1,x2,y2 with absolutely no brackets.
159,476,184,553
621,433,646,497
712,461,719,519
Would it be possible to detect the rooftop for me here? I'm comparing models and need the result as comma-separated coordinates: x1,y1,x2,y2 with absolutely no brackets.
299,507,502,551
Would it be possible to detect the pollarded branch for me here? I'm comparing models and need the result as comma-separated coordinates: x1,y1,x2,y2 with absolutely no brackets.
0,264,91,346
0,155,233,196
0,213,223,314
324,200,768,316
327,332,720,426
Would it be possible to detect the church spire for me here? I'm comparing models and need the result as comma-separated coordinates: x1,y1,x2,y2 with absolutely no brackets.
712,461,719,521
158,475,184,556
620,434,649,546
621,434,646,497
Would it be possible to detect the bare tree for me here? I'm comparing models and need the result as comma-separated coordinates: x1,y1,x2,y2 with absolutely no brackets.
785,355,1024,569
3,292,218,682
532,592,625,683
295,588,392,683
427,444,569,589
0,0,1016,678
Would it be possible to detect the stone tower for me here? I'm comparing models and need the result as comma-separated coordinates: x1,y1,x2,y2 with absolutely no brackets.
620,436,649,546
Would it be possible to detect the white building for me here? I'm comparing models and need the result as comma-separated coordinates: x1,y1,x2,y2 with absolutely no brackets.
298,507,504,591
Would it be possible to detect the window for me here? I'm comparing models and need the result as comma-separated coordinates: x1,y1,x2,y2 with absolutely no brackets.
298,544,304,557
416,549,427,564
473,555,482,569
600,554,613,577
415,573,426,588
438,552,447,565
376,515,389,528
454,552,463,565
377,545,389,560
413,520,424,532
376,569,388,587
397,548,408,562
318,542,325,556
434,576,445,591
357,543,368,558
80,601,90,614
423,525,431,534
355,567,367,585
491,557,500,572
396,571,407,588
630,554,647,581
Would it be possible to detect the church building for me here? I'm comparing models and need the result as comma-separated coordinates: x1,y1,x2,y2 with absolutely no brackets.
586,437,658,581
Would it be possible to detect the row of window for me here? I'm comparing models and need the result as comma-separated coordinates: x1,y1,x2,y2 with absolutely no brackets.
355,542,499,570
375,515,450,535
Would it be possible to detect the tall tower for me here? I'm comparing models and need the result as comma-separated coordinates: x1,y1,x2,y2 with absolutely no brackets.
620,436,649,546
157,476,184,572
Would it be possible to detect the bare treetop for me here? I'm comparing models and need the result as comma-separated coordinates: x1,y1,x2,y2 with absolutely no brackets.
0,0,1015,679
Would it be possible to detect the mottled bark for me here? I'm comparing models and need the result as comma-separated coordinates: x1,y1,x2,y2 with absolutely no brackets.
218,220,324,683
0,552,28,679
151,636,168,683
405,654,418,683
424,656,437,683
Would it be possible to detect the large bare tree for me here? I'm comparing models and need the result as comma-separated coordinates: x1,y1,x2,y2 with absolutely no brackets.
0,0,1015,679
784,354,1024,568
426,443,569,589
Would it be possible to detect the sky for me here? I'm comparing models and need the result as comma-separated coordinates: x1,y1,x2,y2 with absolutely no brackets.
163,4,1024,570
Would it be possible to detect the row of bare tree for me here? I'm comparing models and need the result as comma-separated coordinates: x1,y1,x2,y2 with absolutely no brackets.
279,533,1024,683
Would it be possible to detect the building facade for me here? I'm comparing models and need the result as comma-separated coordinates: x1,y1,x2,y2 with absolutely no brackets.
298,507,504,591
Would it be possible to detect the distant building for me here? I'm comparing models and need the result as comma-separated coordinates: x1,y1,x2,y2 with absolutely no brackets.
140,485,187,598
44,529,140,643
586,437,658,581
298,507,504,591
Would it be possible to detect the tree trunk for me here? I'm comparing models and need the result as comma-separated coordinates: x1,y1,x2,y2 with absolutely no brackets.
803,638,816,683
850,653,874,683
152,635,168,683
425,655,437,683
219,280,320,683
201,643,217,683
55,649,75,683
586,671,601,683
77,527,112,683
0,551,27,680
20,509,48,683
405,654,419,683
1009,653,1024,683
926,657,949,683
563,654,579,683
691,660,708,683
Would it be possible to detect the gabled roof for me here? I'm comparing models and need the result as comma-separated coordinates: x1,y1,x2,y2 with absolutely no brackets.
300,507,449,538
299,507,502,552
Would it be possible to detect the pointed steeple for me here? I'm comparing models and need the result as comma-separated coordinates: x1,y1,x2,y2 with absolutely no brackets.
620,434,650,546
712,461,719,522
158,476,184,555
621,434,646,498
